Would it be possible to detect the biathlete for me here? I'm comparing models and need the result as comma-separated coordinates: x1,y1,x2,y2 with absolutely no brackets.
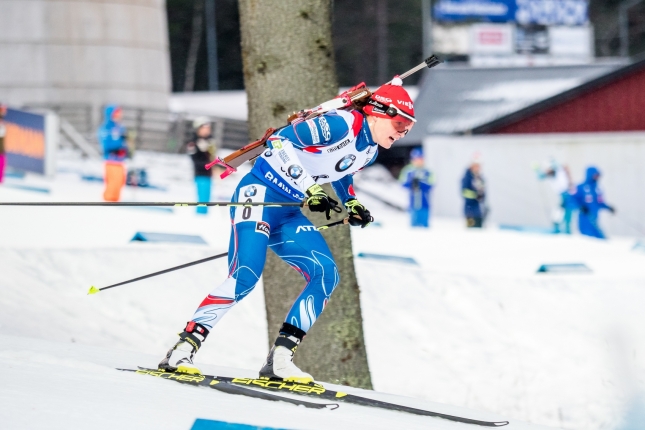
159,78,416,383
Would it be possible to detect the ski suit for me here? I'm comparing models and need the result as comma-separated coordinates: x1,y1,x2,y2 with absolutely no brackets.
571,166,612,239
535,161,574,234
461,168,485,228
401,167,433,227
191,109,378,333
98,105,128,201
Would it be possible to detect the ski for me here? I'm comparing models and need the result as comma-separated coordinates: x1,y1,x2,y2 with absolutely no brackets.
118,368,338,410
125,367,509,427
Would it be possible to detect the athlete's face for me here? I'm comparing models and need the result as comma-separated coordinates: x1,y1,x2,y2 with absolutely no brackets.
368,116,414,149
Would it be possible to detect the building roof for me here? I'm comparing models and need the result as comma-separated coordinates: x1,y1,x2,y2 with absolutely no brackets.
402,61,625,143
471,57,645,134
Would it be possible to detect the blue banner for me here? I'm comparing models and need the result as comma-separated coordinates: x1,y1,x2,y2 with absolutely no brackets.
434,0,517,22
516,0,588,26
433,0,588,25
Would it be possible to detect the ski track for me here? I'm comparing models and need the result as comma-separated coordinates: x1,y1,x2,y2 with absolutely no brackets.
1,149,644,429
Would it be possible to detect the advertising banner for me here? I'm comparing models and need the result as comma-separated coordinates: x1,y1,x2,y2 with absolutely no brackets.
4,108,57,176
434,0,588,25
516,0,588,26
470,24,515,54
549,26,593,57
515,25,550,54
434,0,516,22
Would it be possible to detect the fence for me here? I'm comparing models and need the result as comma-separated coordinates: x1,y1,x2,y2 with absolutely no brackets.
21,103,249,154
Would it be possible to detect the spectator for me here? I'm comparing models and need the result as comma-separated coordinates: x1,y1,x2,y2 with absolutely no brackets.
570,166,615,239
534,159,575,234
0,104,6,183
400,148,434,227
98,105,129,201
186,117,217,214
461,159,486,228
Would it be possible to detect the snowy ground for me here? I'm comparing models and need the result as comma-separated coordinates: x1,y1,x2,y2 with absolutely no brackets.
1,149,644,429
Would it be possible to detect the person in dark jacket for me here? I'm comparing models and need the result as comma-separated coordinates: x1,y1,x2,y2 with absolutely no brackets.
400,148,434,227
186,117,217,214
570,166,615,239
461,160,486,228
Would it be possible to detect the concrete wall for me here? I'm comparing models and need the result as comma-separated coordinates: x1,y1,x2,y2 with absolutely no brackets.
0,0,171,114
423,132,645,237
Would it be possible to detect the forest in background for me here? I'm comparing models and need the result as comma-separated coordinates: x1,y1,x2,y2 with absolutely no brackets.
166,0,645,93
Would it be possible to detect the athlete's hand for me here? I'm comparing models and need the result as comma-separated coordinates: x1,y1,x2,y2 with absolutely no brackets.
305,184,340,220
345,199,373,228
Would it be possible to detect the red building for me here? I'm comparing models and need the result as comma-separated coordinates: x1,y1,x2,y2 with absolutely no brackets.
473,58,645,134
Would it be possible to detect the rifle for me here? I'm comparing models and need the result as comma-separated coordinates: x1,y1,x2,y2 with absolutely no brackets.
207,55,442,179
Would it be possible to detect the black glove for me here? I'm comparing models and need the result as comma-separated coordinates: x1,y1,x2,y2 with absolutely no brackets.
580,206,589,214
305,184,339,220
607,205,616,214
345,199,373,228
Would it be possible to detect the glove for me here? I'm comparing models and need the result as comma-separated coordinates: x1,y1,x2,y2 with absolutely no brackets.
580,206,589,214
345,199,373,228
607,205,616,214
305,184,339,220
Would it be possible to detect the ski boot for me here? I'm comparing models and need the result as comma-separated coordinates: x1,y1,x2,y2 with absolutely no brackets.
259,323,313,384
158,321,209,375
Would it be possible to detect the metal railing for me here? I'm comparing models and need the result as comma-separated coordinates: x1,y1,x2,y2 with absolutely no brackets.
22,103,250,155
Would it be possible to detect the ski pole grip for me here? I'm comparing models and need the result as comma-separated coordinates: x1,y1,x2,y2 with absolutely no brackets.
424,55,442,69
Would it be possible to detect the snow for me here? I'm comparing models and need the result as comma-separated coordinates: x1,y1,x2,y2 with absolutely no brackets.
1,149,644,429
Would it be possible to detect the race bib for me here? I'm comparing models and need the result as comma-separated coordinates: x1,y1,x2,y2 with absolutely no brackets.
233,184,267,224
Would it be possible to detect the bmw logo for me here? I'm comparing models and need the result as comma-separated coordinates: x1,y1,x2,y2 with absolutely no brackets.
244,186,257,197
335,154,356,172
288,165,303,179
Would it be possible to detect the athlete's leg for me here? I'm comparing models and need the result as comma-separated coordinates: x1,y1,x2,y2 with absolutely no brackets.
159,178,280,374
270,211,340,333
191,181,275,330
258,212,340,382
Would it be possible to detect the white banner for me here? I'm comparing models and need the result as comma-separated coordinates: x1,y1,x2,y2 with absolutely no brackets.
470,24,514,55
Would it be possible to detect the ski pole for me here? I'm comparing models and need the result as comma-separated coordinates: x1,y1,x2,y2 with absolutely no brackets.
87,252,228,295
87,218,350,295
383,55,442,85
0,201,304,208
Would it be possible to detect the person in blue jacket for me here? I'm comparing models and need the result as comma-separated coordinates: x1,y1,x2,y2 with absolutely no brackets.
400,148,434,227
159,78,416,383
97,105,129,201
461,159,486,228
570,166,615,239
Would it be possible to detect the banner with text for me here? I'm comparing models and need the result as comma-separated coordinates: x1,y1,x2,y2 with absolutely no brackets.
434,0,588,25
4,108,57,176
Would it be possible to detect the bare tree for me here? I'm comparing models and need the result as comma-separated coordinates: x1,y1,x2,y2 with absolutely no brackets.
183,0,205,92
238,0,373,388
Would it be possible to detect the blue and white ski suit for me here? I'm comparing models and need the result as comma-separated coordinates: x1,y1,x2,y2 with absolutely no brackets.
191,109,378,333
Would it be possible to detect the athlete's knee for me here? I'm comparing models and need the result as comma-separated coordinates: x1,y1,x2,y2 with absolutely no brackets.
318,258,340,293
208,275,258,303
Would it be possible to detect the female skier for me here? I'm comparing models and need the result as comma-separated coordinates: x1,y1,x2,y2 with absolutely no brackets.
159,78,415,383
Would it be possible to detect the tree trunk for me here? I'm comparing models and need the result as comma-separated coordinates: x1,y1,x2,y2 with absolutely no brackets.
238,0,373,389
183,0,205,92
